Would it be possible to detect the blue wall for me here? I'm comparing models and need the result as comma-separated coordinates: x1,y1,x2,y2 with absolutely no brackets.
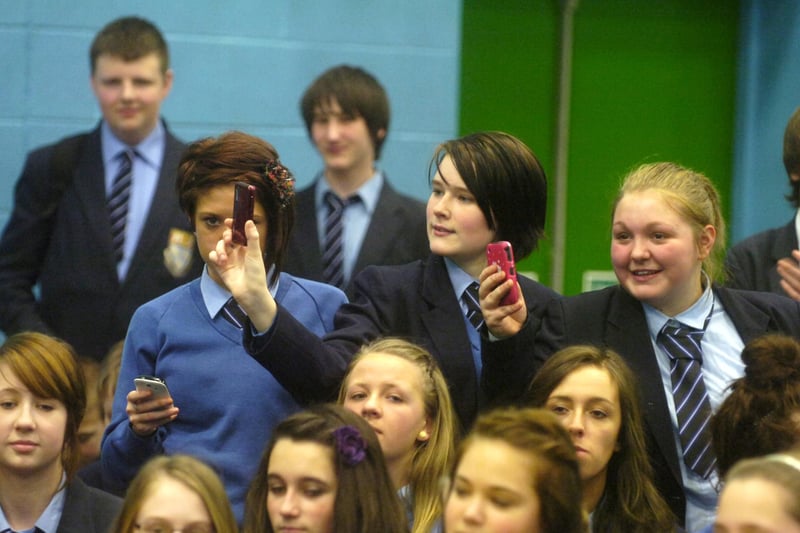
732,0,800,243
0,1,462,231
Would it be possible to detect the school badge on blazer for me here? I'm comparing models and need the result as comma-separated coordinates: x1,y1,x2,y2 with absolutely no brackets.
163,228,195,278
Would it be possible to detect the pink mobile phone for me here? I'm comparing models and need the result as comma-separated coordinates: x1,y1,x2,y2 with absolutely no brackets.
232,182,256,246
486,241,519,306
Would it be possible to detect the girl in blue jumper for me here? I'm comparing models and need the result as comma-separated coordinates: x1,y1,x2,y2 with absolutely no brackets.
100,131,346,523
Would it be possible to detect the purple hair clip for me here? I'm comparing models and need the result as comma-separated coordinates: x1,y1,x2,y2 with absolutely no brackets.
264,159,295,208
332,425,367,466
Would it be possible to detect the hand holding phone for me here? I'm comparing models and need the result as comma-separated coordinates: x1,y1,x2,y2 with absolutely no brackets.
134,375,171,400
486,241,520,306
232,182,256,246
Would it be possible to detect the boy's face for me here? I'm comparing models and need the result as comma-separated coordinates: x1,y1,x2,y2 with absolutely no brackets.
311,98,381,180
91,52,172,145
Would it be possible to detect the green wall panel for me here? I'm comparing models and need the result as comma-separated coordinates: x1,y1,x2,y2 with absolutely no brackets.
461,0,738,295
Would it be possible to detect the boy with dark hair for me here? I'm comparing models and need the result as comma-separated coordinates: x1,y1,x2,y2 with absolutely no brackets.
283,64,428,295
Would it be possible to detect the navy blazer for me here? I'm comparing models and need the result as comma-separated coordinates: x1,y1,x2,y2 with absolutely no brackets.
725,218,797,296
282,176,429,298
486,284,800,525
56,477,122,533
246,254,559,430
0,122,202,360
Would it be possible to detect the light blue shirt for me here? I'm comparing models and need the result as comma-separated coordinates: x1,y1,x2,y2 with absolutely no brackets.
444,257,482,378
643,285,745,533
200,265,278,321
314,171,383,286
101,120,166,282
0,475,66,533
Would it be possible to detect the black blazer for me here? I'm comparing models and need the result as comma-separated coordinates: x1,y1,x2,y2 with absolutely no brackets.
282,176,429,298
486,284,800,524
56,477,122,533
0,122,202,360
725,219,797,296
246,254,559,431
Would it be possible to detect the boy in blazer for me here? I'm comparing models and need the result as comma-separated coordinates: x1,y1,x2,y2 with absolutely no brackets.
282,65,428,297
0,16,201,360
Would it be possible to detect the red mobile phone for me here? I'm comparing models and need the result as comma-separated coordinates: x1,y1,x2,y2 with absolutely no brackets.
232,182,256,246
486,241,519,306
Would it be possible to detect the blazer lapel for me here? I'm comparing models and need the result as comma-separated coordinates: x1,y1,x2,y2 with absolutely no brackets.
292,186,324,278
354,178,405,274
714,286,772,344
606,288,683,485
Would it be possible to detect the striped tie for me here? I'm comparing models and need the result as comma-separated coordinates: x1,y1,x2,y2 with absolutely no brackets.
108,150,134,263
321,191,359,289
659,320,716,478
463,282,484,331
220,297,247,329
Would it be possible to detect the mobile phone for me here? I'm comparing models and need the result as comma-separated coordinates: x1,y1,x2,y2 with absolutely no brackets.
232,182,256,246
486,241,519,306
134,375,171,399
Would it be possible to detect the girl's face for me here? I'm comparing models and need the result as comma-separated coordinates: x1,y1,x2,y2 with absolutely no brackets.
445,437,541,533
266,439,336,533
0,362,67,479
134,475,213,533
194,184,268,285
545,366,622,490
611,189,715,316
714,477,800,533
427,155,496,278
341,352,431,485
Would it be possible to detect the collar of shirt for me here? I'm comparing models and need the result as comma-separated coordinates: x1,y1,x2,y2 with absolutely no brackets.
444,257,478,313
0,474,66,533
642,278,715,338
100,119,165,192
200,265,279,319
314,169,383,214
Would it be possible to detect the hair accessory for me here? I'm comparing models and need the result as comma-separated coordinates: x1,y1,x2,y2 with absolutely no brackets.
332,425,367,466
265,159,295,208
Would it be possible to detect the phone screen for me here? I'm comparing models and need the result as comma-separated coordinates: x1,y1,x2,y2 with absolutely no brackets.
232,182,256,246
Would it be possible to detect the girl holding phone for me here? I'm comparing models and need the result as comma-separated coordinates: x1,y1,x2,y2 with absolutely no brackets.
210,131,558,431
101,131,346,523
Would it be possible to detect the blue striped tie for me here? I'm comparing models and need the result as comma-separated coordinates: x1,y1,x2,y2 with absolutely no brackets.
108,150,134,263
659,320,716,478
321,191,359,289
220,297,247,329
463,282,484,331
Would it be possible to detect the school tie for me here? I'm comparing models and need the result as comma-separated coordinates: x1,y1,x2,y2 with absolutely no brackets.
321,191,360,289
463,282,484,331
108,149,134,263
659,319,717,478
220,297,247,329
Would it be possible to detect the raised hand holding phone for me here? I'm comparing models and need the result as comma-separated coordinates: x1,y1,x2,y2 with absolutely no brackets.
232,182,256,246
486,241,519,306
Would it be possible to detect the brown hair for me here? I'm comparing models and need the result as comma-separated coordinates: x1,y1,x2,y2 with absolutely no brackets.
338,337,459,533
712,334,800,478
90,16,169,74
784,107,800,207
176,131,295,285
300,65,390,159
526,345,676,533
429,131,547,259
0,332,86,480
110,454,238,533
243,404,407,533
447,407,585,533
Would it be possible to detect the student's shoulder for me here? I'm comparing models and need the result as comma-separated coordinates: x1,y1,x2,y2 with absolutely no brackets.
281,272,348,302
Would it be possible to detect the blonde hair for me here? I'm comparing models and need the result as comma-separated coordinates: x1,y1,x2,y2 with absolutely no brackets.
614,162,727,283
338,337,459,533
111,454,238,533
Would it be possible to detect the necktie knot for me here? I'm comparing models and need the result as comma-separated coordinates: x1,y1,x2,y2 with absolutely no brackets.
660,321,705,363
220,297,247,329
